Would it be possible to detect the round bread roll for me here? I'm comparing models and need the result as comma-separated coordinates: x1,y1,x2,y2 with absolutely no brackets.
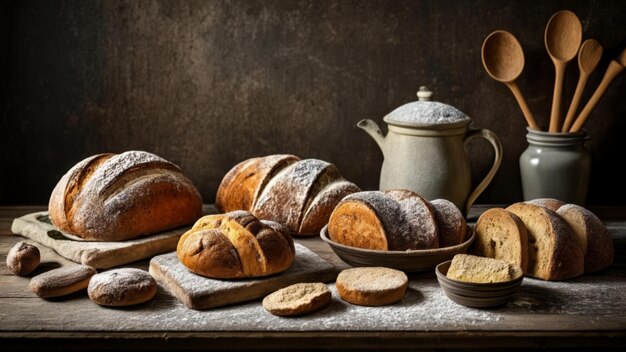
177,210,295,279
430,199,467,247
30,265,97,298
262,282,331,316
7,241,40,276
336,267,408,306
88,268,157,306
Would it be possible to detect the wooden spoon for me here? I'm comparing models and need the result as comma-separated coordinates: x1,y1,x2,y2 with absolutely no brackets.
562,39,603,132
482,30,540,130
570,48,626,132
545,10,582,132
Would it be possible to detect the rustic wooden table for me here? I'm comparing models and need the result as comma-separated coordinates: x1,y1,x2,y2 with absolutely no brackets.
1,205,625,350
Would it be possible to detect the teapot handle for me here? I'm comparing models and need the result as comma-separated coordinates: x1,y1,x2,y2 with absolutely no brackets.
463,129,503,216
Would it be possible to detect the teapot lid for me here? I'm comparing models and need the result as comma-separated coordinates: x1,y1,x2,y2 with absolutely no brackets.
383,86,471,128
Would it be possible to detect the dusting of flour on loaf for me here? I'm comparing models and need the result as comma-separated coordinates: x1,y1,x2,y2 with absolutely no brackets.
341,191,412,250
88,268,155,303
384,101,470,126
385,190,439,249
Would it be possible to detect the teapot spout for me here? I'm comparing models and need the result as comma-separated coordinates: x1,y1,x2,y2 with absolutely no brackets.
357,119,386,157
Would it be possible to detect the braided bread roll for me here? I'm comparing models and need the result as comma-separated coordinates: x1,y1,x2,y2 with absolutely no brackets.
216,155,360,236
177,210,295,279
49,151,203,241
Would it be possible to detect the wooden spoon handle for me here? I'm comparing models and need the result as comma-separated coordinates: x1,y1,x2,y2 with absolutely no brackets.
549,63,566,132
562,75,589,132
570,60,625,132
506,82,540,130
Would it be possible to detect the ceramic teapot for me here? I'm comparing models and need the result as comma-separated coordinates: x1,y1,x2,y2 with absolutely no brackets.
358,86,502,215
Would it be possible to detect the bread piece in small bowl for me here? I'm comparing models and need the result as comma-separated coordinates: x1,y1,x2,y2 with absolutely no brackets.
436,254,524,308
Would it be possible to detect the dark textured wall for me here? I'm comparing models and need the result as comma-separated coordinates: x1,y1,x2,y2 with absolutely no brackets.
2,0,626,205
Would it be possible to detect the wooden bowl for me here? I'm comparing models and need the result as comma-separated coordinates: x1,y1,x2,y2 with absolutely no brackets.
435,260,524,308
319,225,475,272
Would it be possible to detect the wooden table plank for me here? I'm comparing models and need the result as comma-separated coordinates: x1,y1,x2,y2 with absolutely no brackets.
1,205,625,350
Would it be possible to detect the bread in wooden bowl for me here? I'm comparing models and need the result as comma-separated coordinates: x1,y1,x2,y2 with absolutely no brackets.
472,208,529,274
216,155,360,236
506,202,584,281
177,210,295,279
327,190,469,251
49,151,203,241
446,254,523,284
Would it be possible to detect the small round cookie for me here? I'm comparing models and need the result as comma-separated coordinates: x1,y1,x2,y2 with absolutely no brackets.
88,268,157,306
262,282,331,316
336,267,408,306
7,241,40,276
30,265,97,298
430,199,467,247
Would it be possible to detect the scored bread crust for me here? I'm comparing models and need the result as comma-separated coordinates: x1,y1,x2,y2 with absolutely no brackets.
177,211,295,279
216,155,360,236
506,202,584,281
472,208,529,273
557,204,614,273
48,151,203,241
215,154,299,213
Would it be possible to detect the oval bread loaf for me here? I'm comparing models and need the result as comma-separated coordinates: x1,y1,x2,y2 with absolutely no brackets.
49,151,203,241
430,199,467,247
177,210,295,279
215,155,360,236
30,265,97,298
88,268,157,306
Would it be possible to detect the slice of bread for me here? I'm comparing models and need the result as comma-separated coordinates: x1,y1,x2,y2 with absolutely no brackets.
262,282,331,316
472,208,528,273
506,202,584,281
446,254,522,283
557,204,614,273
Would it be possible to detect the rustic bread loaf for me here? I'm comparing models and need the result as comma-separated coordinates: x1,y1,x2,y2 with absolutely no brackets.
472,208,529,273
30,265,97,298
215,155,360,236
506,202,584,281
447,254,522,283
262,282,331,316
6,241,40,276
177,210,295,279
88,268,157,306
430,199,467,247
557,204,614,273
327,190,439,250
49,151,203,241
336,267,408,306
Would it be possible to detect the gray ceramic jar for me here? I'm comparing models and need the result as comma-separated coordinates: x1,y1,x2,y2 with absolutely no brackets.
358,87,502,216
519,128,590,205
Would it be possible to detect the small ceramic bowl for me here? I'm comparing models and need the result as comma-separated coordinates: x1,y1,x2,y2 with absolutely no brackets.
319,225,475,272
435,260,524,308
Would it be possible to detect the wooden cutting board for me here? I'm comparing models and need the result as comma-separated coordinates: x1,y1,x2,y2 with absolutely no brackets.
10,212,188,269
149,243,337,310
